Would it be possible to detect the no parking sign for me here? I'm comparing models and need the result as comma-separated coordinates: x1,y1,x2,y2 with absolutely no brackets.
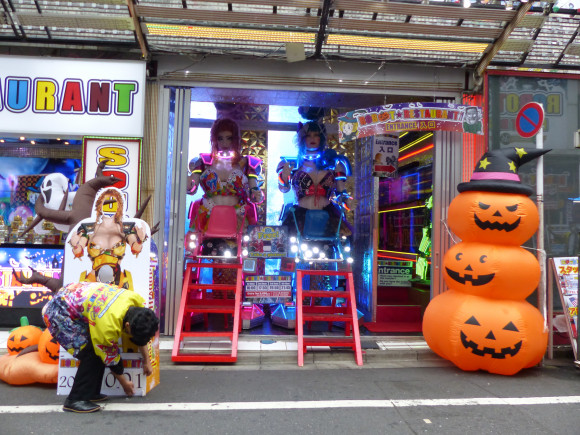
516,102,544,138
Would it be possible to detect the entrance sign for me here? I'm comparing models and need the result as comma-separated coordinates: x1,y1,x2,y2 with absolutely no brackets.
372,135,399,178
338,102,483,143
377,260,414,287
0,55,146,137
516,102,544,138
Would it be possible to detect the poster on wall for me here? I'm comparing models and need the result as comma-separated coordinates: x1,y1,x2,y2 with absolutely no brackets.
245,225,288,258
372,134,399,178
550,257,578,358
0,55,146,138
83,137,142,216
493,75,566,149
338,102,483,143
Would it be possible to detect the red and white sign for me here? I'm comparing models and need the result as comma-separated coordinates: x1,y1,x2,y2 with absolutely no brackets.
516,102,544,138
83,136,142,215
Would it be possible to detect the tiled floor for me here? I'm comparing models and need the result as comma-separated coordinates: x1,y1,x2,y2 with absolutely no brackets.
1,329,428,354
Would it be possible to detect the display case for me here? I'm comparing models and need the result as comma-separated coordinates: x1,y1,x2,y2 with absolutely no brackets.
0,153,79,325
0,244,63,326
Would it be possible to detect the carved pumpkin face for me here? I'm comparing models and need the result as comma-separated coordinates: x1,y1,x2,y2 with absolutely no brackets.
7,325,43,355
38,329,60,364
443,242,540,299
448,191,539,245
423,291,547,376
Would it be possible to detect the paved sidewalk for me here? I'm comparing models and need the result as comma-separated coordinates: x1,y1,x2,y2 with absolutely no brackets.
1,329,575,370
0,329,450,369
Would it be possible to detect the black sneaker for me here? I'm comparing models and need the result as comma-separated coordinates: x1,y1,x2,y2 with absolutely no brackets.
63,399,101,413
90,394,109,402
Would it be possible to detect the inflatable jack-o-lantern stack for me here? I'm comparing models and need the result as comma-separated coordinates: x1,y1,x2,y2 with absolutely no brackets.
423,147,550,375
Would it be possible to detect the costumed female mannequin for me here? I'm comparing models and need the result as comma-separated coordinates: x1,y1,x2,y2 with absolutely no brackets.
187,117,264,235
277,121,352,237
186,118,264,294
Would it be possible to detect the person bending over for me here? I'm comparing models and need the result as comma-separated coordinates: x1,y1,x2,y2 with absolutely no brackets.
42,281,159,413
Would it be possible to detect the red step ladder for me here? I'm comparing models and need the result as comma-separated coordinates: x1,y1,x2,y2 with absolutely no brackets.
172,261,243,363
296,268,363,366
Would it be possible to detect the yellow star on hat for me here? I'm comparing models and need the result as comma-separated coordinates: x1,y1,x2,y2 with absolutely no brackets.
515,148,527,158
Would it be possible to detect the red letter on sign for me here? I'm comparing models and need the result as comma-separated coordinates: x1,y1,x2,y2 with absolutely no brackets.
103,170,128,190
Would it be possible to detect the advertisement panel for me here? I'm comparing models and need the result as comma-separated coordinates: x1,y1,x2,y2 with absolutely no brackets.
338,102,483,143
0,56,146,137
83,137,142,216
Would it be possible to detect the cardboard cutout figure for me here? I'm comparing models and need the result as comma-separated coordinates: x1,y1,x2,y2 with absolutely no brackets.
65,187,151,291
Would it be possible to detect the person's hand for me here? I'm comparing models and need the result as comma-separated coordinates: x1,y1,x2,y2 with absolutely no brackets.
115,373,135,397
250,188,264,204
186,175,198,195
72,244,84,258
143,360,153,377
281,162,291,183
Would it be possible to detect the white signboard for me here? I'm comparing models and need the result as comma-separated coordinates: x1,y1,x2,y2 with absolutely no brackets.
372,134,399,178
0,56,145,137
83,137,142,215
57,348,160,396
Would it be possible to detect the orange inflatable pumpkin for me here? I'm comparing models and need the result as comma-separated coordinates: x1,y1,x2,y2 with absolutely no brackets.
448,191,539,246
7,318,43,355
423,290,547,376
38,329,60,364
0,352,58,385
423,147,550,376
443,242,540,299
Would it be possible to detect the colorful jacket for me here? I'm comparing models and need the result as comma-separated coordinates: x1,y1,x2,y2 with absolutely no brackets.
42,282,145,370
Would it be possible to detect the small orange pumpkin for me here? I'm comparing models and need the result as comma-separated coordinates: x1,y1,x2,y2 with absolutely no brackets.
38,329,60,364
448,191,539,245
423,290,547,376
443,242,540,299
7,317,43,355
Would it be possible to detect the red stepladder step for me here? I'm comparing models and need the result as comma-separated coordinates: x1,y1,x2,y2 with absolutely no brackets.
296,267,363,366
172,261,243,363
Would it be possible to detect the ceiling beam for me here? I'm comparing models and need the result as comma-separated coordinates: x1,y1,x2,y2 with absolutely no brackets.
313,0,332,57
126,0,149,59
135,5,319,28
333,0,515,21
327,18,502,40
474,2,532,79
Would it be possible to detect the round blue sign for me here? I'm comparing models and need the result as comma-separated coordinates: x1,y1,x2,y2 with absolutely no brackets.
516,102,544,138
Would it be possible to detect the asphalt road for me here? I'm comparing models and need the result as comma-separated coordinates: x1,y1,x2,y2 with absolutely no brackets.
1,361,580,435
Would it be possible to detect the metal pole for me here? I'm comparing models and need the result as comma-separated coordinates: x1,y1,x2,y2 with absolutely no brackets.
536,111,546,337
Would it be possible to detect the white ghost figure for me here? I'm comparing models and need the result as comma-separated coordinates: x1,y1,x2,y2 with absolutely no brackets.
34,173,76,234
